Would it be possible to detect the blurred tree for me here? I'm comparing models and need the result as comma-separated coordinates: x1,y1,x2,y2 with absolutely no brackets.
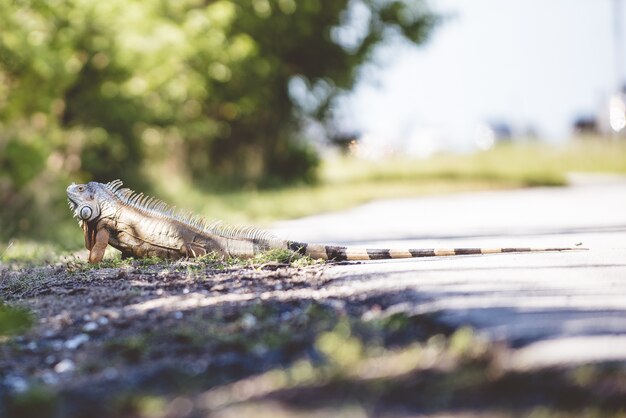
183,0,437,185
0,0,436,239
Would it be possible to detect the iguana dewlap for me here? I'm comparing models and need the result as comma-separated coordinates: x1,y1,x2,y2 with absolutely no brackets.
67,180,582,263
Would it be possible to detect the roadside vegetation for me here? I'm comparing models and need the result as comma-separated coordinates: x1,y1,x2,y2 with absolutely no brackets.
154,138,626,226
3,1,624,415
2,138,625,259
2,138,625,417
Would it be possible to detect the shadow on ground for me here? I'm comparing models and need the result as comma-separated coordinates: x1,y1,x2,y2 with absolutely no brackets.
1,259,626,418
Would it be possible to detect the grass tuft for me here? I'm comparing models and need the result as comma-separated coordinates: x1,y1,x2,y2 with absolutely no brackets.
0,303,34,337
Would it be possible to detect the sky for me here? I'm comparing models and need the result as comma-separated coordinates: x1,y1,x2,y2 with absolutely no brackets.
336,0,626,153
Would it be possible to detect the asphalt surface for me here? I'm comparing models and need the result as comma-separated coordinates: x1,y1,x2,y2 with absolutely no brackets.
273,174,626,368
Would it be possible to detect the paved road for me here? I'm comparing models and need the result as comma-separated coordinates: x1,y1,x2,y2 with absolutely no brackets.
273,174,626,368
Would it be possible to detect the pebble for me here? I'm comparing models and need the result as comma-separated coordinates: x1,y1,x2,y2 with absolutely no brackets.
54,359,75,373
241,313,257,329
41,371,59,385
252,343,268,356
322,299,346,311
4,375,28,393
64,334,89,350
185,360,208,376
103,367,118,380
83,321,98,332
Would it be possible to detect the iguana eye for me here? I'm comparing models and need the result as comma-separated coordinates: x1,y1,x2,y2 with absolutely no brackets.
79,206,92,220
77,185,86,192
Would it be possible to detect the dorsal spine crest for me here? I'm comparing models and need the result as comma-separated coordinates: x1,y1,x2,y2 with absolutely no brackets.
104,179,279,242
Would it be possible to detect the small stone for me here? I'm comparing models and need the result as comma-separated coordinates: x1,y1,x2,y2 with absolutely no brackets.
186,360,208,375
54,359,75,373
83,322,98,332
26,341,38,351
97,316,110,326
252,343,268,356
41,371,59,385
182,287,190,294
241,313,257,329
173,311,184,319
323,299,346,312
4,375,28,393
64,334,89,350
103,367,118,380
156,289,164,296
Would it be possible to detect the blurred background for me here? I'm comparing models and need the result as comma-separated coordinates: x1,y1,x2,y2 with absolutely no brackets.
1,0,625,252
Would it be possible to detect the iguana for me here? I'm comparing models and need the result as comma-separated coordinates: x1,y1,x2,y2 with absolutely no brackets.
67,180,583,263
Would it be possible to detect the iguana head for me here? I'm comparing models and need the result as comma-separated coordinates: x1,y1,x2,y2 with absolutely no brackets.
67,182,103,223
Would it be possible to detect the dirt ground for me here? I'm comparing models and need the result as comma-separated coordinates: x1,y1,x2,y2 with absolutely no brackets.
1,257,626,418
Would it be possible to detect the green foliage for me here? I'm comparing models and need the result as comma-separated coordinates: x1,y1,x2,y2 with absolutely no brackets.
0,0,437,240
0,303,34,336
105,335,150,364
241,248,319,267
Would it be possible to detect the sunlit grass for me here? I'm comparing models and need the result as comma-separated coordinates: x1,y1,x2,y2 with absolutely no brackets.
3,138,625,260
321,139,626,185
0,241,71,264
153,139,626,226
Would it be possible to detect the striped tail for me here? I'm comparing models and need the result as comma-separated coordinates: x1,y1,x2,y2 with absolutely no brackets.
286,241,586,261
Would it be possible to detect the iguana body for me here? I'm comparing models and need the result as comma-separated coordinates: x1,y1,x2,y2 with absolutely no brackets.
67,180,582,263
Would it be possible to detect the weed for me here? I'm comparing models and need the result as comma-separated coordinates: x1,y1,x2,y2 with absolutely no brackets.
113,394,167,418
0,269,47,298
105,335,150,363
0,241,67,265
0,240,14,260
0,303,34,336
245,248,319,268
134,256,168,268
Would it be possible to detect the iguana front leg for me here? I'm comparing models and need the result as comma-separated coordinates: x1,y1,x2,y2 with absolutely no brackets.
83,225,110,263
82,220,110,263
89,228,110,263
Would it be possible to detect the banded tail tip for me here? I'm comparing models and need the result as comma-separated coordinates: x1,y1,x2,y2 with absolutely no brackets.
537,246,589,252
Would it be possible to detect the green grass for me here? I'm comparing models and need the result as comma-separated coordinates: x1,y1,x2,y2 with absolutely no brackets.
0,303,34,337
0,241,71,264
2,139,626,262
152,139,626,226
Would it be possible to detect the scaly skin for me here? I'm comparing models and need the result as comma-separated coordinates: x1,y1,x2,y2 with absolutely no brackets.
67,180,585,263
